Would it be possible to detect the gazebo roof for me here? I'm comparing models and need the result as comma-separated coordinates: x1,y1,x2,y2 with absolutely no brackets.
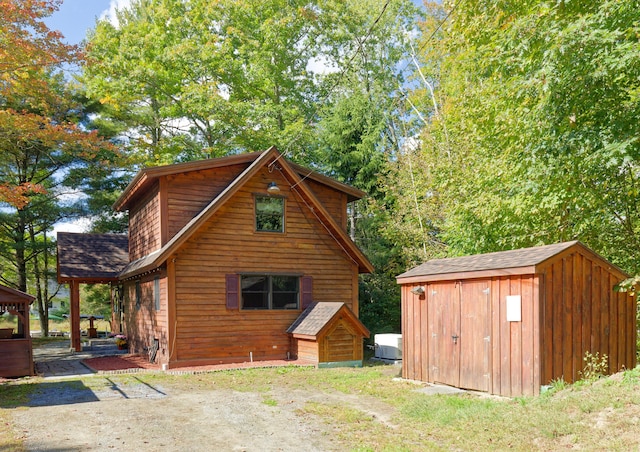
57,232,129,283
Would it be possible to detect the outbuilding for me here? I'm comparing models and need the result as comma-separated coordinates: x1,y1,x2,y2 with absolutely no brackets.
0,285,35,378
397,241,637,397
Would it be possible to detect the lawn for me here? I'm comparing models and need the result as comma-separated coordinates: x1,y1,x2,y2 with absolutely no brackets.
1,364,639,451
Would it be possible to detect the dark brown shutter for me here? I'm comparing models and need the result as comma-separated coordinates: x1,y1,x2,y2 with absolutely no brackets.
226,274,239,309
301,275,313,309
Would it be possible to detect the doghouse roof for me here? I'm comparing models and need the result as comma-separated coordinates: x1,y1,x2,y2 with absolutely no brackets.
287,302,370,339
397,241,627,284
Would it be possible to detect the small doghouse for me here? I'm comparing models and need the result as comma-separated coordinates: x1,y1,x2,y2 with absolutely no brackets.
397,241,637,396
287,302,370,367
0,285,35,378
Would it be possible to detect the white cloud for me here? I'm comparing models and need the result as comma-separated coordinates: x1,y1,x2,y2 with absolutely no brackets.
100,0,133,27
306,55,339,76
53,218,93,235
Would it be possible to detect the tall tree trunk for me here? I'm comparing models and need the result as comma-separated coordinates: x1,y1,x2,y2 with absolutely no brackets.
15,210,27,293
29,224,48,336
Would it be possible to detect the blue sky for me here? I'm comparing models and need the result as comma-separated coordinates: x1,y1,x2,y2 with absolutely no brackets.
45,0,117,45
46,0,427,45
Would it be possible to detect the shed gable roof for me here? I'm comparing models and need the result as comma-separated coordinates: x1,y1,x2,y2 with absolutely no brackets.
57,232,129,282
397,241,627,283
286,302,369,338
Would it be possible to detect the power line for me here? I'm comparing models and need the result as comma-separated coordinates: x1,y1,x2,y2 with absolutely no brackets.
279,0,392,160
418,0,463,54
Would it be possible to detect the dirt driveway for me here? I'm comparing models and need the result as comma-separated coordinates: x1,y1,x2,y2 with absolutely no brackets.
10,372,396,451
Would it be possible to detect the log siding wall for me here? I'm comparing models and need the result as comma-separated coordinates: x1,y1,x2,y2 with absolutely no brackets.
128,182,161,261
169,168,358,366
123,270,169,365
165,164,248,242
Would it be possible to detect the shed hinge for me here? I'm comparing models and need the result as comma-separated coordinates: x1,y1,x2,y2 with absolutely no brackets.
483,288,490,294
484,336,490,342
431,290,437,296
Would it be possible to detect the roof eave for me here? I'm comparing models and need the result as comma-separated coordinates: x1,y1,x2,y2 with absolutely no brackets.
113,151,264,212
397,266,537,284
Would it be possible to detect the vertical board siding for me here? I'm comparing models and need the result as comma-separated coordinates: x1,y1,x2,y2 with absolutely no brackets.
400,244,636,397
128,183,161,261
499,277,511,395
412,288,422,381
540,251,636,385
571,254,582,382
459,280,490,392
170,168,359,364
509,277,523,397
521,276,534,396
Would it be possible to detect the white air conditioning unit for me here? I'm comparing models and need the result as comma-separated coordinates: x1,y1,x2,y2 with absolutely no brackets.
374,333,402,360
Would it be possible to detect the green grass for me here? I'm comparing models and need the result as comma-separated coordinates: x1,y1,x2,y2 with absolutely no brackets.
2,365,639,451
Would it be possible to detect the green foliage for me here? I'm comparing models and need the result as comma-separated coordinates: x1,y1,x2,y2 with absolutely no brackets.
393,0,640,276
579,352,609,382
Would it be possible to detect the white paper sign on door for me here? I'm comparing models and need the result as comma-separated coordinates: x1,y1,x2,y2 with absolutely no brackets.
506,295,521,322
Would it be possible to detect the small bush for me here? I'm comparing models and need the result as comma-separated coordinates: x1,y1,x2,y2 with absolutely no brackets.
579,351,608,382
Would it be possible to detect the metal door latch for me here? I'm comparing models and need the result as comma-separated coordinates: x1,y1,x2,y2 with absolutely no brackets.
452,334,459,344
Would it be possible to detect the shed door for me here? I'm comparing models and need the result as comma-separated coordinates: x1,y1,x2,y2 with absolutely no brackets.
429,280,490,391
459,280,490,392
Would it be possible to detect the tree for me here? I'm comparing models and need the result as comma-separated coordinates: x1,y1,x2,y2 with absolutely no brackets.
396,0,640,274
0,0,116,334
82,0,329,164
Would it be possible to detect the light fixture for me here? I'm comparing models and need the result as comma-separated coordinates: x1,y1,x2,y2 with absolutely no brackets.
410,286,425,295
267,181,280,194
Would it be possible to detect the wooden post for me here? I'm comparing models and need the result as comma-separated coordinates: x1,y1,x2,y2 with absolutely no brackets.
70,280,81,352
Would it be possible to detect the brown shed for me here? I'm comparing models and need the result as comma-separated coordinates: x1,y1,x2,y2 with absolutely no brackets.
287,302,370,367
397,241,637,397
0,285,35,378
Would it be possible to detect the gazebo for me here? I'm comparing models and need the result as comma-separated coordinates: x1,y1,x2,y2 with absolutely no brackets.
56,232,129,351
0,285,35,377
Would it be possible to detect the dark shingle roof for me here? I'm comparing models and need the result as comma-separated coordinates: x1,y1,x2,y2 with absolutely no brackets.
398,241,580,279
57,232,129,281
287,302,345,336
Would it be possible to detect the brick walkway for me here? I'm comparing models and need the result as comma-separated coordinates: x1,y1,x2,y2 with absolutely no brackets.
34,339,127,378
33,340,315,378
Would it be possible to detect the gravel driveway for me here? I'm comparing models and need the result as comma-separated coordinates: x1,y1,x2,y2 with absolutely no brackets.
11,376,345,451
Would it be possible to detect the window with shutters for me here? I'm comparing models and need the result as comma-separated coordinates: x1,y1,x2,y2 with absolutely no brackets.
240,275,299,310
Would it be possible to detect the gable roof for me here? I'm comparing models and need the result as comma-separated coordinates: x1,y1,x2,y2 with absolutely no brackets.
119,146,374,279
57,232,129,283
114,150,366,212
397,241,627,283
0,285,35,303
286,302,369,338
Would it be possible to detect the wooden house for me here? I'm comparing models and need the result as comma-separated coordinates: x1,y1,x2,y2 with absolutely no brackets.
57,147,373,368
397,241,637,397
0,285,35,378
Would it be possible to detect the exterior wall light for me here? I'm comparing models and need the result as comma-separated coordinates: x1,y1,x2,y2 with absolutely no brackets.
267,181,280,194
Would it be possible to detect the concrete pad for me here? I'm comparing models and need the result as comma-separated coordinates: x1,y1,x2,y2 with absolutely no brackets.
414,383,465,395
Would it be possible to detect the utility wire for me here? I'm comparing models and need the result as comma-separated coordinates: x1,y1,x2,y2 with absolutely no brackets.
278,0,392,161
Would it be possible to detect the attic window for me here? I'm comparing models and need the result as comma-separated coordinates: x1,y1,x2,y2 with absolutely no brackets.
241,275,298,310
255,196,284,232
